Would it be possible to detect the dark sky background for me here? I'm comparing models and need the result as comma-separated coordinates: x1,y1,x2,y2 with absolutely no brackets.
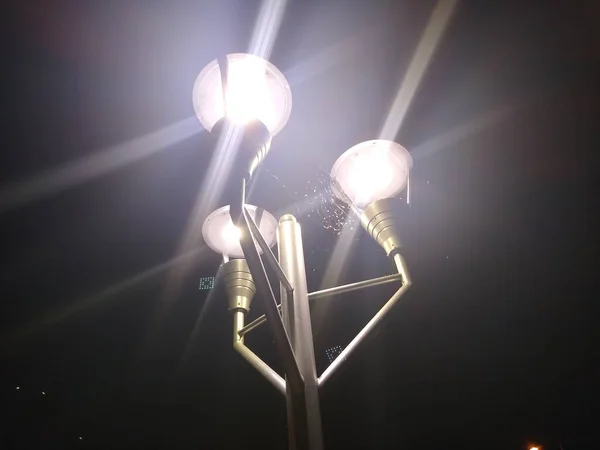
1,1,599,449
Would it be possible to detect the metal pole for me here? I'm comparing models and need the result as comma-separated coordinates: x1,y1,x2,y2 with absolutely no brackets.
308,273,402,300
231,177,308,449
239,274,402,336
243,207,294,293
278,214,324,450
238,303,281,337
233,310,286,395
318,253,412,387
231,177,304,393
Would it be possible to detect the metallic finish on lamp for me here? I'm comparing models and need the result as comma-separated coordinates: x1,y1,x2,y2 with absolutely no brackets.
278,214,323,450
308,273,403,300
233,310,286,395
361,198,404,256
190,40,422,450
210,118,272,179
237,274,403,337
222,259,255,313
244,206,293,293
318,253,412,387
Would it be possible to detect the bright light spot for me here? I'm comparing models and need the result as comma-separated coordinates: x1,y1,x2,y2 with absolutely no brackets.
331,140,411,209
79,437,83,440
16,386,20,390
347,148,393,207
193,54,291,136
221,222,242,245
42,391,46,395
530,447,539,450
225,58,274,127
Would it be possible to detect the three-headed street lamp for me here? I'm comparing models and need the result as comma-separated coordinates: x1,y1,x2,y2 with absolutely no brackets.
194,53,413,450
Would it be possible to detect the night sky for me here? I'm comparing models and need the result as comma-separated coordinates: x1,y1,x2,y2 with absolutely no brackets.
1,1,599,449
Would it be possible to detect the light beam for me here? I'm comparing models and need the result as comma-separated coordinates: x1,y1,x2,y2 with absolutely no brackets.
379,0,458,141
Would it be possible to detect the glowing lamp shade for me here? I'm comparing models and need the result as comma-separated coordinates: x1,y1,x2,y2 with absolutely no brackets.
330,140,412,209
192,53,292,136
202,204,278,259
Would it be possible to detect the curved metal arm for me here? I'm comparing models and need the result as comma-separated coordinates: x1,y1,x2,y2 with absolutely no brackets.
233,311,286,395
238,303,281,337
318,253,412,387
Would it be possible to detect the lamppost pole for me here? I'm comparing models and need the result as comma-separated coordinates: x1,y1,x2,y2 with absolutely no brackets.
230,177,312,450
278,214,324,450
195,53,413,450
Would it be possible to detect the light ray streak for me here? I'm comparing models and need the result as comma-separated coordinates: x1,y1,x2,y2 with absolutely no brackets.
284,33,363,87
248,0,288,59
311,100,518,337
309,0,457,335
412,84,553,161
162,0,289,307
162,123,242,303
0,116,200,213
178,265,224,369
379,0,458,140
411,102,519,160
2,246,209,345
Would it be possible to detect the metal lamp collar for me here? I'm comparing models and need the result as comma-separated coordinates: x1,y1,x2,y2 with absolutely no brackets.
221,258,256,314
210,117,272,180
360,197,406,257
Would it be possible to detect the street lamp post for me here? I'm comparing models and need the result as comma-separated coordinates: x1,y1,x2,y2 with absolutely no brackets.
194,54,413,450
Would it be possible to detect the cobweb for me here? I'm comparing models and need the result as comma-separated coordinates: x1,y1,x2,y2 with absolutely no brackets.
263,166,359,235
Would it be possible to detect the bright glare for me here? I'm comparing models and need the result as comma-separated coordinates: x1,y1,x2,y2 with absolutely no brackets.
378,0,458,140
348,149,394,207
193,54,292,136
331,140,411,209
530,447,539,450
221,222,242,245
202,204,278,259
225,58,273,126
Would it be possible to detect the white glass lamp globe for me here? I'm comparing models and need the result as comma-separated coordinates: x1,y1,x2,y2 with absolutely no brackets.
192,53,292,136
202,204,278,259
330,140,413,209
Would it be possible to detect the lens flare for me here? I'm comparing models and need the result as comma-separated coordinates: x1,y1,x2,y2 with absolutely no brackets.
193,54,292,136
221,222,242,245
331,140,412,209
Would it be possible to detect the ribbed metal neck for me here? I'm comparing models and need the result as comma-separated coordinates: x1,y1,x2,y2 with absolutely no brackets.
210,118,272,179
360,198,404,257
221,259,256,313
